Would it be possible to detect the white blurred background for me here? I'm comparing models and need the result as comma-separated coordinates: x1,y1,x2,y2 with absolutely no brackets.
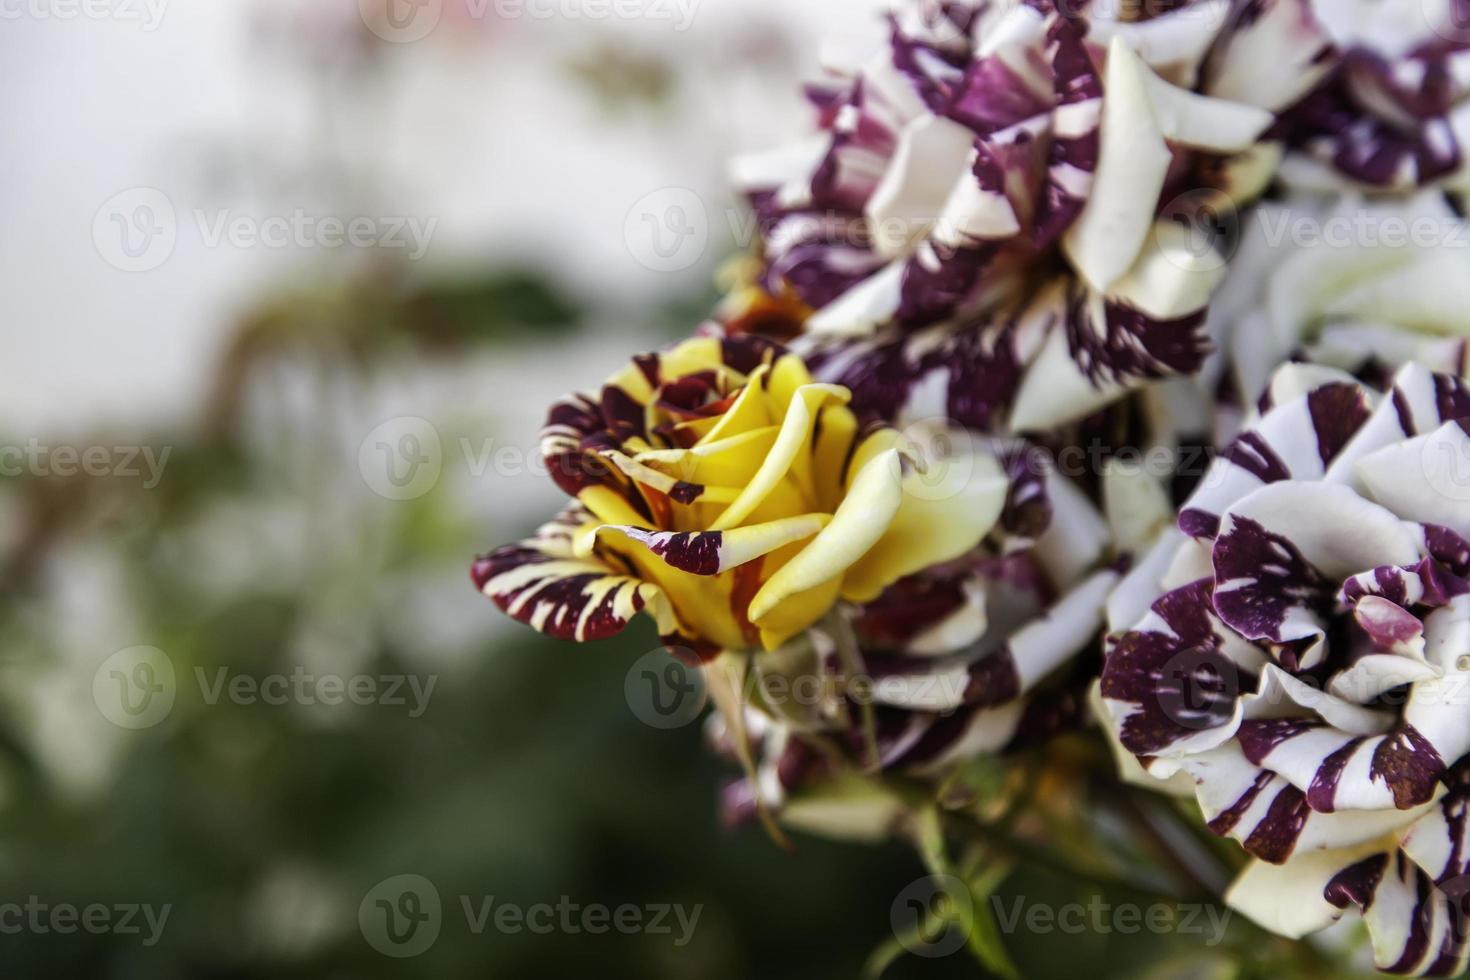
1,0,887,438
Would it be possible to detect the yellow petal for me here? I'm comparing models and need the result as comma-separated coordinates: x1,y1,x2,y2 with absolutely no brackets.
577,484,653,527
766,355,826,507
765,352,818,418
841,450,1009,603
811,404,859,513
747,447,908,624
710,383,850,531
845,427,904,493
658,335,727,379
757,578,844,652
597,449,742,512
635,426,781,491
602,363,655,405
697,364,773,445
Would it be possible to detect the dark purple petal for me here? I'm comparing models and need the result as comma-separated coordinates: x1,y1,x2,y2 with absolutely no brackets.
1101,580,1245,754
800,315,1022,432
1211,514,1336,647
1065,287,1212,389
1372,725,1448,811
472,508,660,644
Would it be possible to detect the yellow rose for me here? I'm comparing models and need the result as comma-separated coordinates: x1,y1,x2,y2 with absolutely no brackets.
473,335,1008,657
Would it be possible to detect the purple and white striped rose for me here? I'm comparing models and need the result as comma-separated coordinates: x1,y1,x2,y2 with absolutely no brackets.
730,0,1284,431
1261,0,1470,193
1098,361,1470,976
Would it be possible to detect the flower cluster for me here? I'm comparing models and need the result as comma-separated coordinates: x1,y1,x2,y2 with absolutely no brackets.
472,0,1470,974
473,326,1129,830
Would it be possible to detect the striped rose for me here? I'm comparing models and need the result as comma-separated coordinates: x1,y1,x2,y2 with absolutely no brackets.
727,0,1286,432
472,334,1008,659
1099,361,1470,976
1255,0,1470,193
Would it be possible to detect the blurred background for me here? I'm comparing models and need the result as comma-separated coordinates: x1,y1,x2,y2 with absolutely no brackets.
0,2,1291,977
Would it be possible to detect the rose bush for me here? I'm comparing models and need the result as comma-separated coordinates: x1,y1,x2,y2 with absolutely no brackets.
469,2,1470,973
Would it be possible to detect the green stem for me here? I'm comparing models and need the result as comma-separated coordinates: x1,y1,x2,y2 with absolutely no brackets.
912,806,1020,980
823,609,881,772
939,810,1195,908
